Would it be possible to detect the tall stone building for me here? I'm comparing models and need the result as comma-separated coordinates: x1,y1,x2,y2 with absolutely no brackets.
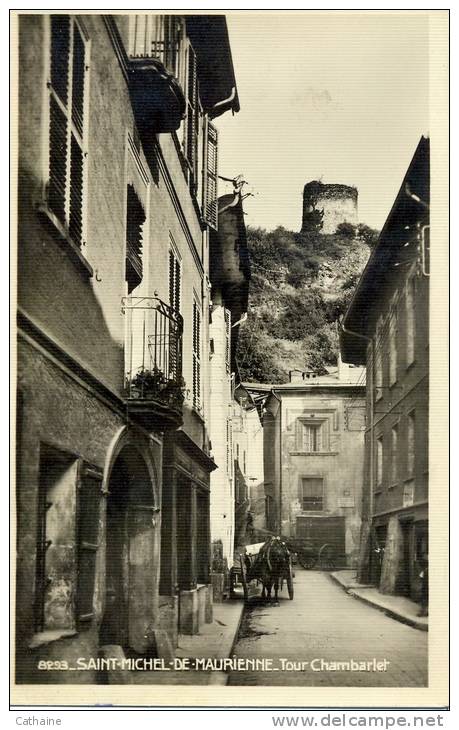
340,137,429,604
302,181,358,234
16,12,240,682
246,362,366,567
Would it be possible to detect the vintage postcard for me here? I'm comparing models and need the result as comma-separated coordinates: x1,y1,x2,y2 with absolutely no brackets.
11,9,449,709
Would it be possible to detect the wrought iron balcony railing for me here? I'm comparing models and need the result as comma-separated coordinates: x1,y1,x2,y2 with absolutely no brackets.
122,297,184,421
130,15,186,83
127,15,187,134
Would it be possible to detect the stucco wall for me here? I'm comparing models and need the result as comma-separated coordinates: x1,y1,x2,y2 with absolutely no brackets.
16,340,163,683
18,15,209,452
280,391,364,564
209,305,233,562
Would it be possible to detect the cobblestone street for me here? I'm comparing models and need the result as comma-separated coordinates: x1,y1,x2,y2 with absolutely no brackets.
229,569,427,687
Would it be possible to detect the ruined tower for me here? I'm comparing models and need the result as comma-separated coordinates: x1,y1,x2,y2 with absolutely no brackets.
302,181,358,234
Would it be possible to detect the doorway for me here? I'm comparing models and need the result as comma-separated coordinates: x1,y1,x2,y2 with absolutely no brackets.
397,519,415,597
100,445,157,653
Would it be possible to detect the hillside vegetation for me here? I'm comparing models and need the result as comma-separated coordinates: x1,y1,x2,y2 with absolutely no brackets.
236,223,376,383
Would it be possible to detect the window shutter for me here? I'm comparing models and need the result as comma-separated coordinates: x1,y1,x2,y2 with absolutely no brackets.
169,250,175,306
71,23,85,137
174,257,181,313
192,300,201,409
50,15,70,105
224,308,231,372
186,44,198,187
69,134,83,245
315,424,322,452
204,121,218,230
48,96,68,221
76,462,103,624
125,184,146,293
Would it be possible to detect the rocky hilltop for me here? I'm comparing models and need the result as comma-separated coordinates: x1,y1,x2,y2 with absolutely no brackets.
236,222,377,383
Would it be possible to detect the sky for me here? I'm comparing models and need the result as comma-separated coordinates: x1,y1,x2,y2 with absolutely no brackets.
216,11,429,232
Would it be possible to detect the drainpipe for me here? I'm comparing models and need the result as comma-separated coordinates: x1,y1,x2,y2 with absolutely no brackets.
340,321,373,582
271,389,282,536
208,87,237,120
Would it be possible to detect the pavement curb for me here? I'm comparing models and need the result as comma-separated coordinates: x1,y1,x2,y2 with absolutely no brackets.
209,599,245,686
328,572,428,632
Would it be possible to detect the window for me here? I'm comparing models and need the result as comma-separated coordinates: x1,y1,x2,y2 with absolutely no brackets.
224,308,231,373
192,298,202,410
184,43,198,192
376,436,383,488
300,420,329,452
36,447,79,632
169,245,181,313
48,15,88,247
226,412,233,479
389,305,398,385
301,477,323,512
203,120,219,229
35,448,102,633
403,479,415,508
390,425,398,484
407,411,415,477
125,184,146,294
406,277,416,366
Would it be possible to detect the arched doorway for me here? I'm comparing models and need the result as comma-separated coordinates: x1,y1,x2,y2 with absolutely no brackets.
100,443,157,654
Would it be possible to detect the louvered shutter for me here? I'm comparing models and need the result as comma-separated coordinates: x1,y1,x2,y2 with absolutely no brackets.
69,134,83,245
48,16,87,245
50,15,70,105
48,96,68,222
204,121,219,230
192,300,201,410
186,45,198,189
71,23,85,137
174,257,181,313
224,308,231,372
76,462,103,624
169,250,175,306
125,185,146,294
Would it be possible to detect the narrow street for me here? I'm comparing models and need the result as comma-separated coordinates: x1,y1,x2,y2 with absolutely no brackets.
228,569,427,687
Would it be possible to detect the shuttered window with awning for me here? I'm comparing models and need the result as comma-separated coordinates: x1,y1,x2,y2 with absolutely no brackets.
48,15,88,248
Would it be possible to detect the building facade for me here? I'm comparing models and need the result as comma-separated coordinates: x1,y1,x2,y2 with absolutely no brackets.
247,364,366,567
16,12,239,682
340,137,429,604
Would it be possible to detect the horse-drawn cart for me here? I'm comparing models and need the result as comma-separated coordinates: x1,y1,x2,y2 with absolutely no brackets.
286,538,340,570
231,538,294,604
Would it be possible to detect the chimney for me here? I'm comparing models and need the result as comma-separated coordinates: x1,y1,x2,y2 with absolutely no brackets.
289,370,318,383
289,369,303,383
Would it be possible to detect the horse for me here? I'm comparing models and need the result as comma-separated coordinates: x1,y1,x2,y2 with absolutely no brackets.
247,536,291,605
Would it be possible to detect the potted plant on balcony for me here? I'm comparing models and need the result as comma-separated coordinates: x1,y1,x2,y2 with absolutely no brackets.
129,367,186,409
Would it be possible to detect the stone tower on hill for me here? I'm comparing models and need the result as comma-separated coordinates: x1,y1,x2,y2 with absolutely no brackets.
302,181,358,234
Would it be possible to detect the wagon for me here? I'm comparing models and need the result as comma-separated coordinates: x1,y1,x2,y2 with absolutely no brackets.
230,540,294,603
286,538,339,570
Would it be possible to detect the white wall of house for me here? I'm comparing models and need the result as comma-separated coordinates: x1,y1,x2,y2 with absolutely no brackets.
209,304,234,563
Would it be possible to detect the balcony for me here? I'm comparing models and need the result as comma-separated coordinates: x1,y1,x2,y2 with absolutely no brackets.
127,15,187,134
122,297,184,431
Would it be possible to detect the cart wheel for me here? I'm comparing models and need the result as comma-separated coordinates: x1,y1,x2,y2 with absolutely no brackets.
318,543,336,570
287,561,294,600
240,555,249,604
298,552,317,570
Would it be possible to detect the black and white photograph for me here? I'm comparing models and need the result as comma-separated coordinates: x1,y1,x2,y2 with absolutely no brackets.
11,9,449,709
